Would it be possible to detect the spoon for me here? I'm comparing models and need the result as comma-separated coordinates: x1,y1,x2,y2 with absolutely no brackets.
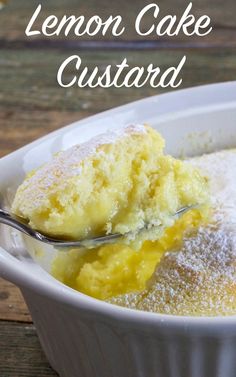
0,206,195,249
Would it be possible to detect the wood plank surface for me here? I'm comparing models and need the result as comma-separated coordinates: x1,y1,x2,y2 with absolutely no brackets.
0,279,30,322
1,48,236,157
0,321,58,376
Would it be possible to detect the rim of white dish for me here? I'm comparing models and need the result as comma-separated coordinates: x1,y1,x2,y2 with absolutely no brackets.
1,81,236,327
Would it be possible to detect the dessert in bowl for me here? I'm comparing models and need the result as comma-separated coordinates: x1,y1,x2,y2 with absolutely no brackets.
0,82,236,377
12,124,209,302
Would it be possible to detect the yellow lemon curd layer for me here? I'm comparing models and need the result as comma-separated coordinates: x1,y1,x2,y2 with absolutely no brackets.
52,208,208,300
12,124,209,299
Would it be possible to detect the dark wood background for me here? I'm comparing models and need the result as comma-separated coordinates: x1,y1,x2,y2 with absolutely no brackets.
0,0,236,375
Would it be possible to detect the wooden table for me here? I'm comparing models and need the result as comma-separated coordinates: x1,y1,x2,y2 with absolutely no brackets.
0,1,236,375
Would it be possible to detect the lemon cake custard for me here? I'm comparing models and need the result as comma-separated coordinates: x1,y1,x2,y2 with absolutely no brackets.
12,124,208,244
12,124,210,306
108,149,236,316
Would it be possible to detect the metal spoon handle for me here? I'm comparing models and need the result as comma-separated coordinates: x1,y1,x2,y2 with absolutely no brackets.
0,209,36,237
0,209,122,248
0,205,196,249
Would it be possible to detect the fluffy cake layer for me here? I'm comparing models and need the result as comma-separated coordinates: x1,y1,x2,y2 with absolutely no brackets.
108,150,236,316
12,124,208,244
48,125,208,299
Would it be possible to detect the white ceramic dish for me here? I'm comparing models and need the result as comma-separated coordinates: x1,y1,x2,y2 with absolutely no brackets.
1,82,236,377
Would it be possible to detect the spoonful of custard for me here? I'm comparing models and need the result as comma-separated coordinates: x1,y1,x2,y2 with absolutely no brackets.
7,124,208,249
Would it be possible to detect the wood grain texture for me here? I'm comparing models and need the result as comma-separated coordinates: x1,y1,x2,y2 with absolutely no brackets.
0,279,30,322
0,321,58,376
0,109,85,157
1,48,236,158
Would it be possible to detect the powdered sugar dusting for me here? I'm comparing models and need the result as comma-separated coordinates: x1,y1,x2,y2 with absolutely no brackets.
189,150,236,227
13,124,146,211
109,149,236,316
137,225,236,316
